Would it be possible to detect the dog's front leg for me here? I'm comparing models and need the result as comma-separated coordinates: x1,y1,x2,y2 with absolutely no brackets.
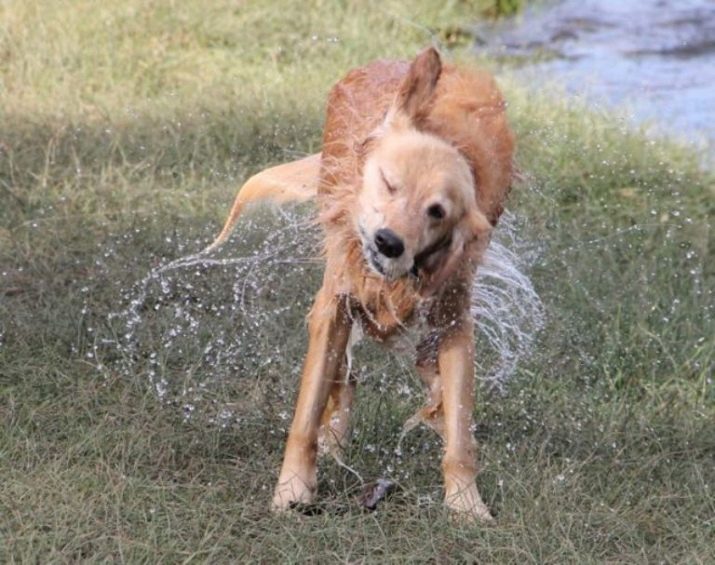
272,289,351,511
438,319,492,521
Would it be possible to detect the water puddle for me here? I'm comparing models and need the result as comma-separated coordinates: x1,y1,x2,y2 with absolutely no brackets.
477,0,715,158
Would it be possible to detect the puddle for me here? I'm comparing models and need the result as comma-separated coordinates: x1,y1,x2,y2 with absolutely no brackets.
476,0,715,159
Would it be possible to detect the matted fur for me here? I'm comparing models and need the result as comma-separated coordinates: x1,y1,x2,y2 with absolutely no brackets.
316,53,514,335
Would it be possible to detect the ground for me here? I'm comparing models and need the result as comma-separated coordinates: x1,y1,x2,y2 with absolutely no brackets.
1,1,713,562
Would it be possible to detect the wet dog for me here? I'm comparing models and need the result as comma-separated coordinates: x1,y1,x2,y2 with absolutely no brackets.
207,47,514,520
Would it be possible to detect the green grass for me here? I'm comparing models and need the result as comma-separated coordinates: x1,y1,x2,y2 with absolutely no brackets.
1,0,714,562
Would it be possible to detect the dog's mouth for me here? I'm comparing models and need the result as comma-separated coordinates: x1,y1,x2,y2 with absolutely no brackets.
365,246,387,276
358,226,405,280
359,226,452,281
363,243,407,281
411,232,452,273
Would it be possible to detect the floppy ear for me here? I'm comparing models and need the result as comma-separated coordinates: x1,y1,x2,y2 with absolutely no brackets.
465,206,491,239
359,48,442,172
390,47,442,129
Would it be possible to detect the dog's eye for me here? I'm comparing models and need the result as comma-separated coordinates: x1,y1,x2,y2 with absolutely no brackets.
380,169,397,194
426,204,445,220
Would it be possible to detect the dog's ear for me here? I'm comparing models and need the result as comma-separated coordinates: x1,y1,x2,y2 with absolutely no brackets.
465,206,491,239
390,47,442,129
361,49,441,168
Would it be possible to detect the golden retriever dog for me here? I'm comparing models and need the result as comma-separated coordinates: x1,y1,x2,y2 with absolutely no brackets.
207,47,514,521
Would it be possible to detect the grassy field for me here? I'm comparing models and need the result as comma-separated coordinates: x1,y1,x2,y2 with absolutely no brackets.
1,0,714,562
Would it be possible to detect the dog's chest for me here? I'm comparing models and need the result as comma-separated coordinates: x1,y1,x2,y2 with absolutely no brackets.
349,297,437,360
381,303,434,356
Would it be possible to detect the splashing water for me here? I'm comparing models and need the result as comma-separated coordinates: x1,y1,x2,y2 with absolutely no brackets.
103,204,544,418
473,211,545,391
104,208,322,415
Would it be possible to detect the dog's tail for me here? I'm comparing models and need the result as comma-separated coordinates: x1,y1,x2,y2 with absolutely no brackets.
203,153,322,253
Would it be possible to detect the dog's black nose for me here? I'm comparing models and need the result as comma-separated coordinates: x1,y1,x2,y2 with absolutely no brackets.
374,228,404,258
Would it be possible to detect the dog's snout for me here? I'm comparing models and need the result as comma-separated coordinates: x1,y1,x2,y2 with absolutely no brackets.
374,228,405,258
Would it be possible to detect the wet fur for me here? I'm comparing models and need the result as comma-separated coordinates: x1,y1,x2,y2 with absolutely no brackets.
208,48,514,520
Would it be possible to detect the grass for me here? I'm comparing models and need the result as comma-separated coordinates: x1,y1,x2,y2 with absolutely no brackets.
1,0,714,562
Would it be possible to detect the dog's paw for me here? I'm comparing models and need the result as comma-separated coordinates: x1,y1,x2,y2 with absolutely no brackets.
444,484,494,523
271,475,316,513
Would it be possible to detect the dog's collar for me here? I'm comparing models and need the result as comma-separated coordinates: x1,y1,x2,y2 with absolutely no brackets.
410,233,452,278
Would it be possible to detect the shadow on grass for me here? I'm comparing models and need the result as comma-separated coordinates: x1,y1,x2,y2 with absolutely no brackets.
0,103,324,228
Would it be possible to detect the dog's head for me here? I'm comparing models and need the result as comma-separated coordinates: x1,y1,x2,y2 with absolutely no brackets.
355,48,491,286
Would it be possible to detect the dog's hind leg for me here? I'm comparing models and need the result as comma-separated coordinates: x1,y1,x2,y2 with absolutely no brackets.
318,359,357,458
272,289,352,511
402,358,446,441
318,322,361,458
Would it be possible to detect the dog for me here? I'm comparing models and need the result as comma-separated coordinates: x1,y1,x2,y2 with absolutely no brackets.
206,47,514,521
